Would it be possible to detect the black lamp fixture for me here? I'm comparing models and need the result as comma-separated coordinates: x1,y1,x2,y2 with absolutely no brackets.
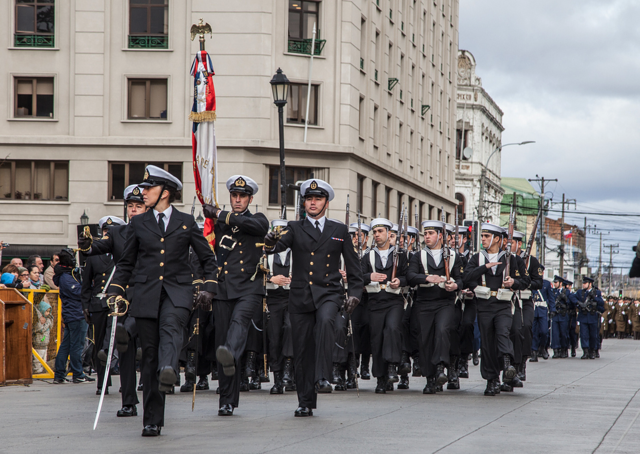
270,68,290,218
270,67,290,107
80,210,89,225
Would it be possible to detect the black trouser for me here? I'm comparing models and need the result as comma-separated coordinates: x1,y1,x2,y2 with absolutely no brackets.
332,310,349,364
369,303,404,378
136,293,189,427
91,309,112,390
351,298,371,361
214,294,262,408
459,298,477,356
416,301,454,378
509,300,523,366
267,297,292,372
569,314,579,349
477,300,514,381
245,300,264,354
449,300,463,357
290,297,341,409
402,301,421,356
521,299,534,359
181,307,215,377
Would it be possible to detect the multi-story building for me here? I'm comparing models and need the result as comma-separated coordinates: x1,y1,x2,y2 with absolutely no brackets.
454,49,504,224
0,0,459,262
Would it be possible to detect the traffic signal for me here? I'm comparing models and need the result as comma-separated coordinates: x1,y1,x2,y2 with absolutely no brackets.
619,290,623,299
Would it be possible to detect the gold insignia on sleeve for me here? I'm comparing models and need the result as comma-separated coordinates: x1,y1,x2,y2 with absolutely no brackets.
515,270,520,277
460,266,464,273
538,267,543,276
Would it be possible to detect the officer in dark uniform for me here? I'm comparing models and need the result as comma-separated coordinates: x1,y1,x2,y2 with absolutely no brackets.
550,276,570,358
106,166,217,437
361,218,407,393
78,186,146,416
264,178,363,417
81,216,122,396
397,226,420,390
202,175,269,417
454,226,476,380
407,220,463,394
531,273,555,361
566,280,579,357
462,223,528,396
265,219,294,394
575,277,605,359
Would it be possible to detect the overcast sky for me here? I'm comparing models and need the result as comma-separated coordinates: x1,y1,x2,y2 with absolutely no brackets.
459,0,640,272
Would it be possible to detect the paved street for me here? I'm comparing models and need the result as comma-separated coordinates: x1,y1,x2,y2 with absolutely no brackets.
2,339,640,454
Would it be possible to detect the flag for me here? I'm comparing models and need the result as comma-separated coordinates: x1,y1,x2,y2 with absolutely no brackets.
564,230,572,239
190,50,217,249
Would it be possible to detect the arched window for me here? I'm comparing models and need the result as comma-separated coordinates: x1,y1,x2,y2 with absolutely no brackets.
455,193,465,221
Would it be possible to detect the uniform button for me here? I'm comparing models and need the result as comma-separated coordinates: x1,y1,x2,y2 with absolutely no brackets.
102,273,105,276
239,242,242,246
326,264,329,267
225,271,228,274
309,281,313,285
241,268,244,272
161,238,164,242
126,285,129,289
160,262,164,267
327,254,330,258
100,286,104,290
159,276,163,280
101,280,105,283
309,272,313,275
310,262,314,265
183,225,187,229
224,262,228,265
311,252,314,256
239,251,243,254
160,250,165,254
240,260,243,264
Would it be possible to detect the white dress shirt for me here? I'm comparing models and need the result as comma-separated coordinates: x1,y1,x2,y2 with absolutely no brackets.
153,205,173,231
307,215,326,232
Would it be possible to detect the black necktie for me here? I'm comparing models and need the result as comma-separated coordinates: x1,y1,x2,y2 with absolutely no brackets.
158,213,165,235
315,220,321,233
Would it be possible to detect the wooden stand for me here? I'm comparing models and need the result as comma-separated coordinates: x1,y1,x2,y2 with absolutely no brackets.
0,289,33,385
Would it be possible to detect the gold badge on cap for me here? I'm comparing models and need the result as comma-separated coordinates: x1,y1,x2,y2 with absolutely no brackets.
132,187,140,196
144,170,149,180
106,218,113,225
235,177,246,187
310,181,318,190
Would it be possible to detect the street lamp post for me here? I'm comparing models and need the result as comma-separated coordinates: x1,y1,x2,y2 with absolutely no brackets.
80,210,89,225
270,68,290,219
477,141,535,223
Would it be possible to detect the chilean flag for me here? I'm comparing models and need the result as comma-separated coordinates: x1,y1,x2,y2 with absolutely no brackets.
190,50,217,249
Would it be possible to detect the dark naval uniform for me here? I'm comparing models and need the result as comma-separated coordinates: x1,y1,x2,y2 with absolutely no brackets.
267,215,363,411
531,279,555,358
519,255,544,366
407,242,463,393
575,280,605,359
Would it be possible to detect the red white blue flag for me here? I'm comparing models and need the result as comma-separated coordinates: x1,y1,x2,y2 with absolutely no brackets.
190,50,217,248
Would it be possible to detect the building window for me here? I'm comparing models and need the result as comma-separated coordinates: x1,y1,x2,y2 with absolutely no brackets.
288,0,326,55
14,0,55,48
371,181,379,217
129,0,168,49
455,193,465,221
127,78,168,120
287,83,318,125
358,96,365,139
109,162,181,201
268,166,313,206
14,77,54,118
373,105,379,146
357,175,365,213
385,187,391,219
0,160,68,201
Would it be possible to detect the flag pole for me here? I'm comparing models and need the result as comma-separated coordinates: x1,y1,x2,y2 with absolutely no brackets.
303,23,316,143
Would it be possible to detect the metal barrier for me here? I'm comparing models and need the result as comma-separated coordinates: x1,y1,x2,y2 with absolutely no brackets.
20,289,62,379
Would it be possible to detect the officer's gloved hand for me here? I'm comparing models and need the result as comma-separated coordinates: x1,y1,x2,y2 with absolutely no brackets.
77,235,92,251
550,311,557,318
203,203,219,220
345,296,360,314
194,291,215,311
83,308,91,324
264,231,279,248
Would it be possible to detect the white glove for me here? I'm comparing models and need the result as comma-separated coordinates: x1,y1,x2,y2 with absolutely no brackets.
601,317,604,323
629,320,633,325
609,320,613,324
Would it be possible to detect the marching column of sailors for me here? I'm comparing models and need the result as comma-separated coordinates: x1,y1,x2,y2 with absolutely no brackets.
80,167,605,437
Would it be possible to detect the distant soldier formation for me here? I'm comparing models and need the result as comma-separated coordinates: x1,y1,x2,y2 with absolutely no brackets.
73,166,614,437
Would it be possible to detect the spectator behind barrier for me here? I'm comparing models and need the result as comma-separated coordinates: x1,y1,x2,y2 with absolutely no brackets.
10,258,23,267
28,255,45,285
27,265,43,290
33,300,54,374
1,264,24,289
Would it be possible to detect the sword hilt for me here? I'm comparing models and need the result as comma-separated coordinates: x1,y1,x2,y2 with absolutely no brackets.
107,295,130,316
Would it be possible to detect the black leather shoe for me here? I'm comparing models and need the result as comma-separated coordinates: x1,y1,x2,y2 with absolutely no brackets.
387,363,399,383
294,406,313,417
96,387,109,395
180,380,194,393
530,351,538,362
158,366,177,392
137,383,143,391
518,362,527,382
244,351,257,379
435,363,448,386
492,379,501,395
196,376,210,390
589,349,596,359
216,346,236,377
581,350,589,359
502,356,516,382
447,377,460,390
458,358,469,378
249,376,262,390
375,377,387,394
316,379,333,393
270,371,284,394
500,382,514,392
386,380,394,391
141,425,161,436
397,374,409,389
117,405,137,417
330,363,341,384
571,347,577,357
412,357,422,377
360,355,371,380
552,348,560,359
511,375,523,388
484,380,495,396
283,357,294,386
218,404,234,416
472,350,479,366
423,377,436,394
185,350,196,381
97,349,108,365
239,376,250,392
561,349,569,358
595,349,600,358
115,323,130,353
399,351,412,375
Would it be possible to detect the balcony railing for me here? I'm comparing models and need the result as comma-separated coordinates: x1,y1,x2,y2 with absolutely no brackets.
14,34,55,48
128,35,168,49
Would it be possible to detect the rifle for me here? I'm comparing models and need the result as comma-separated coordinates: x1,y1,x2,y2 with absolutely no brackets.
454,205,460,251
345,193,350,226
522,199,543,269
402,206,409,257
391,205,405,280
440,206,451,281
357,210,363,259
504,192,517,283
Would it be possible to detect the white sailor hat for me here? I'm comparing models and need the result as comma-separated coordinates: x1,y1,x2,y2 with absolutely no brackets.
271,219,289,229
407,226,419,236
98,216,126,229
513,230,525,241
369,218,392,231
422,220,444,231
300,179,335,201
481,223,503,235
349,222,371,234
445,223,455,234
139,165,182,191
226,175,259,195
391,223,399,233
457,226,469,235
124,184,144,203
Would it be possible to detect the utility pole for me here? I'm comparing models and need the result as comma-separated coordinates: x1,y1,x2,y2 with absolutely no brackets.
599,233,603,289
551,193,576,277
528,175,557,268
604,243,619,295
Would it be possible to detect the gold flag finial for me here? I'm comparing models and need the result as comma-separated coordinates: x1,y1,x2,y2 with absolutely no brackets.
190,18,212,51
